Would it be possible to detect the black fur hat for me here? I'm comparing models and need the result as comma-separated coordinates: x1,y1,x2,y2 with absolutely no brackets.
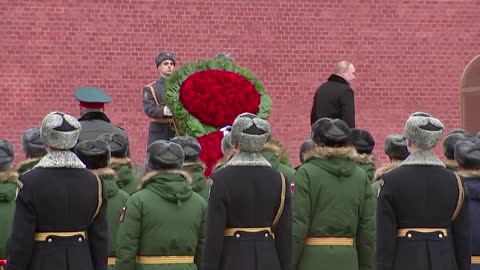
350,128,375,154
311,118,351,147
97,133,128,158
299,139,316,163
21,127,47,158
146,140,184,170
384,134,409,160
170,136,202,163
0,139,14,171
454,138,480,170
74,139,111,169
443,133,467,160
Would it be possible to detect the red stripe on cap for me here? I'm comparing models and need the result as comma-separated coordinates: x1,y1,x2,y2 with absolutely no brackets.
79,101,104,109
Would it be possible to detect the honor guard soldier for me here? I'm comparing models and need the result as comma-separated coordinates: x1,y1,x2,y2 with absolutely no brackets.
75,86,129,151
443,132,471,171
6,112,108,270
16,127,47,174
202,113,292,270
0,140,21,264
75,139,129,269
171,136,210,201
376,112,471,270
293,118,375,270
116,140,207,270
143,51,177,146
98,133,137,195
371,134,410,197
350,128,376,181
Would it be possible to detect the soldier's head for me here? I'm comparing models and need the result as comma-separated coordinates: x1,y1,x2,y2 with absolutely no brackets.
350,128,375,155
443,132,471,160
384,134,410,162
40,112,81,151
21,127,47,158
311,118,351,148
97,133,129,158
0,139,14,172
231,113,271,153
215,52,234,62
170,136,202,163
454,138,480,170
335,61,356,83
74,86,111,116
155,51,176,78
299,139,316,164
146,140,184,171
404,112,444,152
74,139,111,170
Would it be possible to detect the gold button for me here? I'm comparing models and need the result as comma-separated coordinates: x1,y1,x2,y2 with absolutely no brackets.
439,234,443,238
235,234,240,238
47,238,53,243
265,233,269,237
407,233,412,238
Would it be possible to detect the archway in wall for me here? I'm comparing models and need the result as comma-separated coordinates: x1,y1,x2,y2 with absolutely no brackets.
461,55,480,134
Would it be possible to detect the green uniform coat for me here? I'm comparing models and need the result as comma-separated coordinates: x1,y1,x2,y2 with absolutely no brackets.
261,142,295,182
293,146,375,270
183,163,209,202
0,171,20,259
111,158,137,195
354,154,376,182
116,170,207,270
15,158,41,175
371,162,400,198
93,168,129,266
443,159,458,171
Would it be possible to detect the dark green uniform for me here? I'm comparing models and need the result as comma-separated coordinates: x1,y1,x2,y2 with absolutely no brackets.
183,163,209,202
371,162,401,198
0,171,20,260
15,158,41,175
116,170,207,270
444,159,458,171
110,157,137,195
93,168,129,269
261,142,295,182
293,146,375,270
354,154,376,182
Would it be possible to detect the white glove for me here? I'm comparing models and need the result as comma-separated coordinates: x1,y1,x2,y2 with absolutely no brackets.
163,106,173,116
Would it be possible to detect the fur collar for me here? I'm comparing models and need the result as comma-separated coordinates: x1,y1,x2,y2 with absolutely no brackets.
443,159,458,169
303,146,357,162
15,158,42,170
263,142,282,158
35,151,86,169
225,152,271,167
140,169,192,188
0,170,19,182
92,167,117,177
374,161,401,180
399,150,445,167
354,153,376,165
110,157,133,168
458,169,480,177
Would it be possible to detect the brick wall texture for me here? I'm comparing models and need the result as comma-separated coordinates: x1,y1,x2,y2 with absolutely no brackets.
1,0,480,167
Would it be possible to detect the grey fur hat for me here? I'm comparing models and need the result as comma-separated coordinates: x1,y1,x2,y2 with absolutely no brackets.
311,118,351,147
215,52,234,62
41,112,81,150
155,51,176,67
454,138,480,169
221,132,234,154
21,127,47,158
97,133,128,158
404,112,444,149
74,139,111,169
231,113,271,153
170,136,202,162
146,140,184,170
384,134,409,160
299,139,316,163
0,139,14,171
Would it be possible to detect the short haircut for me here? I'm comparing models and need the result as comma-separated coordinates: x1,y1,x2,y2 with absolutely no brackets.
334,61,353,74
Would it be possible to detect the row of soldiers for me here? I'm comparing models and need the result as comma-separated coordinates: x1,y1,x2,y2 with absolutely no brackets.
0,110,479,270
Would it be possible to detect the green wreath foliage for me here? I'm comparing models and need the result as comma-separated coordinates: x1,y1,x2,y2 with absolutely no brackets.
164,59,272,137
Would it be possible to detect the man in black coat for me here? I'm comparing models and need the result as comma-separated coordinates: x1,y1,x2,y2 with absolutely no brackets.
376,112,471,270
202,113,292,270
6,112,108,270
143,51,177,146
310,61,356,128
75,86,129,153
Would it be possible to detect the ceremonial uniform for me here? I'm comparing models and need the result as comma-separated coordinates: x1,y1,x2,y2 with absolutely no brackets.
7,112,108,270
116,141,206,270
202,113,292,270
376,112,471,270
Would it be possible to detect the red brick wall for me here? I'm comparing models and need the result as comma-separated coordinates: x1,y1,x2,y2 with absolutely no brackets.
1,0,479,167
